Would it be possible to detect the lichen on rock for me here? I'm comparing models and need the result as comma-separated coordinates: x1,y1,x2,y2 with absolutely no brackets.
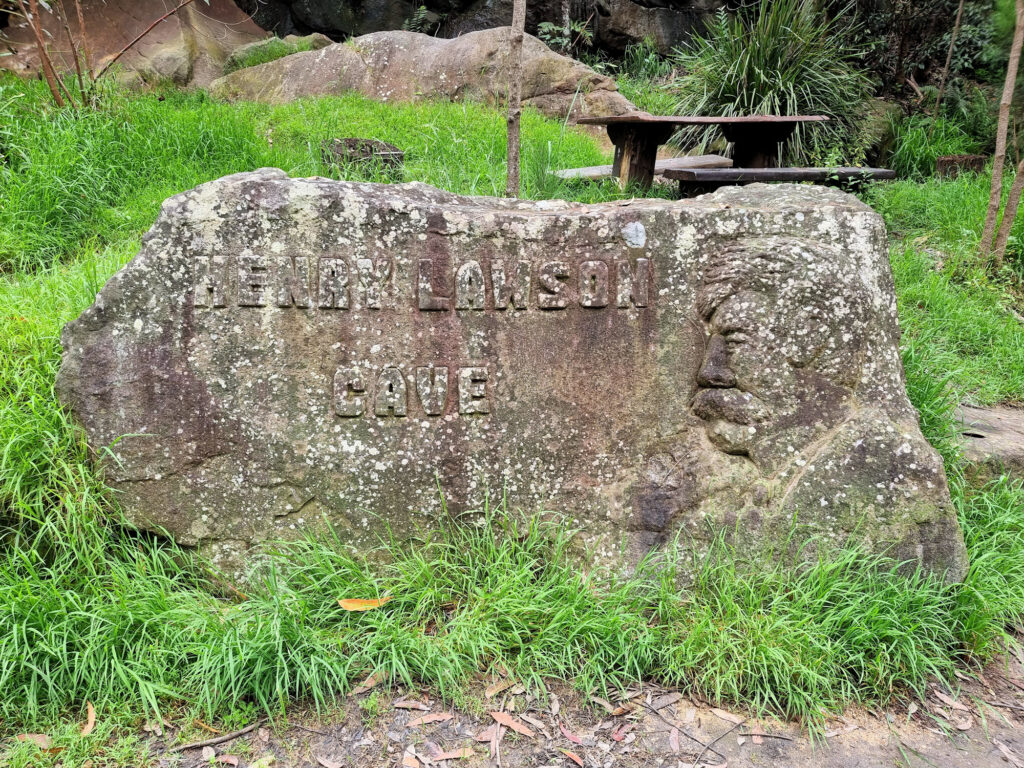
56,171,968,580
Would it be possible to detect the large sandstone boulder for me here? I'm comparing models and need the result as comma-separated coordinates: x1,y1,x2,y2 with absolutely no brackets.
57,170,967,580
232,0,722,54
0,0,266,87
209,28,636,121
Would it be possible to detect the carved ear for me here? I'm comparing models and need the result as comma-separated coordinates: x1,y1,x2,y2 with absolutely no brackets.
784,305,831,368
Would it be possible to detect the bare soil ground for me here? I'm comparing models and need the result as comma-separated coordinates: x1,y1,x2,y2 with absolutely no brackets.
150,650,1024,768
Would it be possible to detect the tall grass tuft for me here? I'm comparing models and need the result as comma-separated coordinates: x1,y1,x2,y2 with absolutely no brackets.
667,0,873,164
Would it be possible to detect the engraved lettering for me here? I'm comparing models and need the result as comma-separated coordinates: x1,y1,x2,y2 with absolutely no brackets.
356,257,391,309
491,260,531,310
333,367,365,417
579,260,609,308
455,260,486,310
318,256,350,309
192,254,227,308
238,253,269,307
417,258,451,311
458,367,489,414
415,365,449,416
617,258,651,308
374,367,408,417
538,261,570,310
276,255,311,308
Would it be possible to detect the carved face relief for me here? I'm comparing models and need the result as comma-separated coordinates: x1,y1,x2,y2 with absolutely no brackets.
692,243,870,474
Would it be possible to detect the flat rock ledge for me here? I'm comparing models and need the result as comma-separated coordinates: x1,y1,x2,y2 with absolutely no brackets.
56,171,967,580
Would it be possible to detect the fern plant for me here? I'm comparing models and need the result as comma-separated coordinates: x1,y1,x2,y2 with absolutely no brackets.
667,0,874,165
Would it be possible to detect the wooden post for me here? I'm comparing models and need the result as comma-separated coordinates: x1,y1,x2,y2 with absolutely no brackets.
505,1,527,198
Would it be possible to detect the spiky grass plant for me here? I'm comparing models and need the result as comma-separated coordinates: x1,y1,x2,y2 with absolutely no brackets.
667,0,873,164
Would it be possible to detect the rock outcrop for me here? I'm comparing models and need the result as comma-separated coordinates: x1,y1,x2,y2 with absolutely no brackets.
210,28,636,121
57,170,968,580
233,0,724,53
0,0,265,87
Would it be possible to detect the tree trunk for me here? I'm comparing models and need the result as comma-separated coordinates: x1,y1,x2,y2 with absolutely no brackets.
993,157,1024,266
505,0,527,198
930,0,966,126
981,0,1024,259
561,0,570,49
18,0,65,106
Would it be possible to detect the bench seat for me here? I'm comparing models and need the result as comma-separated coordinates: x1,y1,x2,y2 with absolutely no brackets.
554,154,732,181
664,166,896,186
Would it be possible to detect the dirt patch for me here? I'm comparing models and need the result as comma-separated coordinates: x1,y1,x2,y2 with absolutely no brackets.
150,651,1024,768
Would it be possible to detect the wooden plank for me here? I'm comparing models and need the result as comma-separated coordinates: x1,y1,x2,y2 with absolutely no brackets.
578,114,829,126
665,167,895,183
553,155,732,181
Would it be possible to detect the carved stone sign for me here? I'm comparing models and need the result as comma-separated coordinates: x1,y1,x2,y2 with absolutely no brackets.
57,170,968,578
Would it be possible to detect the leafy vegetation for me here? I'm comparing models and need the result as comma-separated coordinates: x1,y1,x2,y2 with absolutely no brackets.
223,36,320,74
888,114,985,179
666,0,874,164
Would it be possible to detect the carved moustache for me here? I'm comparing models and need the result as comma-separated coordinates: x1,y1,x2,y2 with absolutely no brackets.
692,387,771,425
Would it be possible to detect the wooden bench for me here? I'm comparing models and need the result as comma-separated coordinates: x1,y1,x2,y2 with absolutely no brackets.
554,154,732,182
665,166,896,194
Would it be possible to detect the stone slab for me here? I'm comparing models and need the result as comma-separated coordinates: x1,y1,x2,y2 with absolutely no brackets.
960,404,1024,482
56,171,967,579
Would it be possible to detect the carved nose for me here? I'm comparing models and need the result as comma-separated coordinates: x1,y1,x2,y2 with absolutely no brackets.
697,335,737,388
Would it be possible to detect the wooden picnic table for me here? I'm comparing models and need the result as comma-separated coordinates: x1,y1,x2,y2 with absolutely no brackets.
576,114,829,190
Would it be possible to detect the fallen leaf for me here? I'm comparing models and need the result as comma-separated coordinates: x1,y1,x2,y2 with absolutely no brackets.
202,746,216,760
933,690,970,712
351,673,380,695
256,727,271,742
402,754,420,768
711,707,744,725
954,713,974,731
474,725,498,742
592,696,614,714
682,707,696,724
520,713,548,731
995,739,1024,768
907,702,919,717
489,711,535,738
550,694,560,716
338,596,393,611
559,748,584,767
736,736,746,746
195,720,222,735
315,758,343,768
559,720,582,745
16,734,52,750
250,754,275,768
408,712,453,728
434,748,474,760
610,723,633,742
485,678,514,699
669,727,680,754
217,756,239,766
752,732,763,745
81,701,96,736
394,699,430,711
611,703,633,717
510,684,526,695
823,724,859,738
651,692,682,710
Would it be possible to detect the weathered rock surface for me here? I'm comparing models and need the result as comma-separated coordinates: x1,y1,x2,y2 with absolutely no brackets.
0,0,265,87
960,404,1024,482
57,172,967,579
209,28,636,121
232,0,723,53
224,32,333,72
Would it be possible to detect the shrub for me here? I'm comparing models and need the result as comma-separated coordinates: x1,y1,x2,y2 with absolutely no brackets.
666,0,874,165
223,37,318,74
888,114,984,179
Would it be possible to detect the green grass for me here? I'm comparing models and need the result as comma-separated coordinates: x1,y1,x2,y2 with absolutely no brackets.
888,114,985,180
1,76,1024,761
865,175,1024,405
0,76,629,272
223,37,320,75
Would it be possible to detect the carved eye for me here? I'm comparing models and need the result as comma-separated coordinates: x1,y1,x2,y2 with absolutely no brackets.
724,331,749,347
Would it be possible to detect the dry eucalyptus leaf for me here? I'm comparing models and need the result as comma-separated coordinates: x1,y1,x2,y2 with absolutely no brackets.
80,701,96,737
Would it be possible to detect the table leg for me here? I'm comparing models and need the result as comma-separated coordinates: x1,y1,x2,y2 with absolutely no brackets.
607,124,674,190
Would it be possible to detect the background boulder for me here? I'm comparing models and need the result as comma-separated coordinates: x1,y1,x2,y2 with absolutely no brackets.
210,28,637,121
0,0,265,87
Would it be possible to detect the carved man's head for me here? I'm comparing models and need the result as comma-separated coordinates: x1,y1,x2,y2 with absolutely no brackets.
692,241,872,473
